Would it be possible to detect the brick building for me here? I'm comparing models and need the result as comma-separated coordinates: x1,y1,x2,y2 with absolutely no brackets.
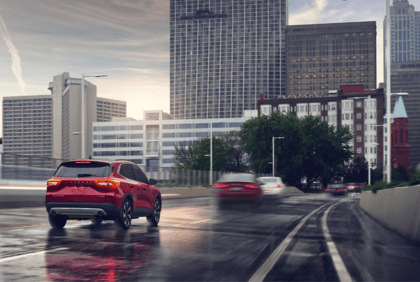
258,85,385,167
391,96,411,173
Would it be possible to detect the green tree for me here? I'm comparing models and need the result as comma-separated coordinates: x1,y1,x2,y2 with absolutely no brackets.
343,156,368,184
174,140,199,169
240,113,353,188
174,135,240,172
220,131,249,172
190,136,227,171
371,167,383,185
301,115,353,190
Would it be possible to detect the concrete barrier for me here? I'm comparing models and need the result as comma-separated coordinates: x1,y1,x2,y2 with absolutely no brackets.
359,185,420,244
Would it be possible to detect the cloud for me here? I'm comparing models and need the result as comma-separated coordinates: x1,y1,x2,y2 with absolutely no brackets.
289,0,329,25
0,12,26,95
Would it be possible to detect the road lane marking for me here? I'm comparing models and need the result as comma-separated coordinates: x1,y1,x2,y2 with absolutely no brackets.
188,219,211,224
0,247,69,263
322,201,353,282
162,193,181,197
249,203,329,282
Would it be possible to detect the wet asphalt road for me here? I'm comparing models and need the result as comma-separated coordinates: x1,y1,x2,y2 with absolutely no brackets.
1,194,420,282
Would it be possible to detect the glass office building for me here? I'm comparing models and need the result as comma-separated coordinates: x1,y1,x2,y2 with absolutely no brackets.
170,0,288,119
385,0,420,63
286,22,377,97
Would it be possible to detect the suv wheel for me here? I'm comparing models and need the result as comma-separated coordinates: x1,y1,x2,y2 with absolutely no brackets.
49,214,67,229
147,198,161,226
115,198,132,230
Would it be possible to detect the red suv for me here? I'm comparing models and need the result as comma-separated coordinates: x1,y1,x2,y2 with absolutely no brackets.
45,160,161,230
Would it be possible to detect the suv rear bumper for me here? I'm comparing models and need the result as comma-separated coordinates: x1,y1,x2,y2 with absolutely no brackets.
46,202,119,219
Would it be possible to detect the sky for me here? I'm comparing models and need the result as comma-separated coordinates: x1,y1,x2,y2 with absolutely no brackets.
0,0,418,136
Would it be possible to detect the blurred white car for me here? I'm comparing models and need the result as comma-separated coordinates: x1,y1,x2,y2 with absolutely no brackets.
256,177,286,197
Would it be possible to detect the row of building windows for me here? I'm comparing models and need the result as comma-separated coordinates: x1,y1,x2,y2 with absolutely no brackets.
93,142,143,148
93,151,143,156
94,125,143,132
93,134,143,140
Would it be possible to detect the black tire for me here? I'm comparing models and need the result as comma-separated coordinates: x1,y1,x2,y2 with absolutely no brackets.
115,198,132,230
147,198,161,226
91,218,103,225
48,214,67,229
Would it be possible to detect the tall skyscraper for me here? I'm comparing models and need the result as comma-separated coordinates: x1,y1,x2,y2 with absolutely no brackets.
286,22,377,97
170,0,288,119
384,0,419,63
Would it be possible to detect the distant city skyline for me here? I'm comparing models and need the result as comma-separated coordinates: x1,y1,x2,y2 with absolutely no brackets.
1,0,419,135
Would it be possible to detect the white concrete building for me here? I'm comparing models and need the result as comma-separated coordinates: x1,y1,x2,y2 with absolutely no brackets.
92,110,257,169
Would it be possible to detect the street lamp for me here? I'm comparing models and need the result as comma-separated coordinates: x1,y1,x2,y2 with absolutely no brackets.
206,121,224,185
81,74,107,159
272,137,284,177
367,142,379,185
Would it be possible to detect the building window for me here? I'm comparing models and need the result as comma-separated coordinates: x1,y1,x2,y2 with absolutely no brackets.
357,136,362,142
357,113,362,119
357,147,362,153
357,101,362,108
357,124,362,131
261,105,271,115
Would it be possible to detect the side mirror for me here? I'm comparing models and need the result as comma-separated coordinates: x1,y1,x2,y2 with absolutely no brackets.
148,178,157,185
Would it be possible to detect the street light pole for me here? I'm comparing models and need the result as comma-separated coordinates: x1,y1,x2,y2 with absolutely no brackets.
210,122,213,185
81,74,85,159
208,121,224,185
386,0,391,184
272,137,284,177
81,74,107,159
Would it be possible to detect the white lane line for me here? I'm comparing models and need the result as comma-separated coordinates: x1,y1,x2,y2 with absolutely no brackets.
162,193,181,197
322,201,353,282
249,203,329,282
188,219,211,224
0,247,68,263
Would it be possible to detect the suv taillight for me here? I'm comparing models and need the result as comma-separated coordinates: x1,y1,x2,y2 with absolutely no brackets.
47,179,61,187
94,180,120,189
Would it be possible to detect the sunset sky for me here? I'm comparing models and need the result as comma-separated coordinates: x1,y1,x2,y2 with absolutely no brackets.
0,0,415,135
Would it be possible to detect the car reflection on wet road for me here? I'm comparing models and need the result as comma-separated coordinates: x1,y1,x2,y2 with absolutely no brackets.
1,194,420,282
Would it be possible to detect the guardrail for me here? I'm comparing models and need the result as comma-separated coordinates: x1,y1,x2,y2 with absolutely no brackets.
360,185,420,243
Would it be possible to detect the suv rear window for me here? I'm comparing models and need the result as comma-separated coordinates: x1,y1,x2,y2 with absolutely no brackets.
218,174,255,183
54,161,114,177
328,184,345,189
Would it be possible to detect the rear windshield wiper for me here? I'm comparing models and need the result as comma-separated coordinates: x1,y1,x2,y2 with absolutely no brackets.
77,174,96,177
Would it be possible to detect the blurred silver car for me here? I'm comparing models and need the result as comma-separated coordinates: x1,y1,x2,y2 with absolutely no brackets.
256,177,286,198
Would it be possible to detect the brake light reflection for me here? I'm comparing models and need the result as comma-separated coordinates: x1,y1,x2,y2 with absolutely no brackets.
244,184,259,189
213,184,230,188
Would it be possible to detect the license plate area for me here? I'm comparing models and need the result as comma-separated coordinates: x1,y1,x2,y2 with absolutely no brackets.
230,187,242,191
71,187,84,195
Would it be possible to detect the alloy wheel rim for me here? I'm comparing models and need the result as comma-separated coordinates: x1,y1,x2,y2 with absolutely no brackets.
154,200,160,222
123,201,131,227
